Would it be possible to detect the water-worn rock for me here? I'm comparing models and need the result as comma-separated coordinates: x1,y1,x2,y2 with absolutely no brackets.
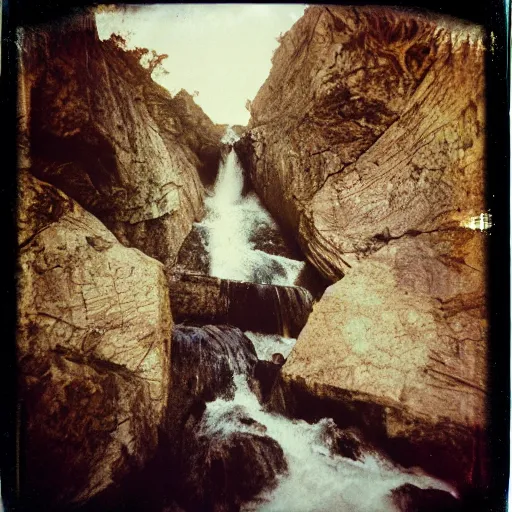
18,12,223,269
276,232,487,488
171,325,258,403
168,272,313,337
390,483,461,512
236,6,485,282
178,404,287,511
17,172,172,508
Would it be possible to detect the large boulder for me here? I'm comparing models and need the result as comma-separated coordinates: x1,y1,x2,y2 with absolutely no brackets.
167,272,313,337
17,171,172,508
274,231,487,489
18,12,223,270
236,6,485,282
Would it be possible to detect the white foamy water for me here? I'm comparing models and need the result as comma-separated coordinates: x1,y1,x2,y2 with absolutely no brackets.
244,332,296,361
200,127,304,286
203,376,457,512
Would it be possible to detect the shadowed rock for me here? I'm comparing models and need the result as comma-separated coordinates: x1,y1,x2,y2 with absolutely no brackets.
18,13,223,269
168,272,313,337
174,223,210,275
390,483,461,512
171,325,258,403
177,405,287,512
17,172,172,509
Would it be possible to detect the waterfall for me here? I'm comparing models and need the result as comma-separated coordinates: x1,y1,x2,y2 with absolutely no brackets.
202,375,458,512
170,128,458,511
200,127,304,286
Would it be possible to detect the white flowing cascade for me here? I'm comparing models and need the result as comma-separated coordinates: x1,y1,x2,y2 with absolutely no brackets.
244,331,296,361
203,375,457,512
199,127,304,286
194,129,456,511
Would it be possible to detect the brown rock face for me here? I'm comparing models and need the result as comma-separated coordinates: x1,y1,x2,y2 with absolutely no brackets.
18,12,223,270
278,232,487,487
236,6,485,281
168,272,313,337
17,172,172,508
237,4,488,491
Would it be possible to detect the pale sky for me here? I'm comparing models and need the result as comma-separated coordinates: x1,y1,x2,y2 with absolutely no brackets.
95,4,306,125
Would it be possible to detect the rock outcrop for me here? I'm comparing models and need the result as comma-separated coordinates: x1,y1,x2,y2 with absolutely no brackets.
17,171,172,508
168,272,313,337
275,232,487,488
236,6,485,281
238,4,488,491
18,12,223,271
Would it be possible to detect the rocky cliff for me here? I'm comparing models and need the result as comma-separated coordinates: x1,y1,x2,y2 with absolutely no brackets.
236,6,485,281
17,171,172,508
238,5,488,490
15,10,228,508
18,12,224,271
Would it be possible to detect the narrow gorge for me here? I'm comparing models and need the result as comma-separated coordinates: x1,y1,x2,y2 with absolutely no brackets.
15,5,491,512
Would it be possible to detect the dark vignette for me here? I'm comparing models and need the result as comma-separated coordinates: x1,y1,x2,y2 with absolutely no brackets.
1,0,509,510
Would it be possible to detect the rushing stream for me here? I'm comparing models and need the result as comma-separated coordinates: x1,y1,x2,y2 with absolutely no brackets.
199,128,304,286
173,128,457,511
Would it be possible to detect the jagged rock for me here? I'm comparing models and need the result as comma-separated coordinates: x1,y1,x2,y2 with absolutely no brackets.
177,404,287,511
171,325,258,403
276,232,487,488
251,360,282,404
231,124,247,138
314,419,364,462
390,483,461,512
167,272,313,337
17,172,172,508
174,223,210,275
235,6,485,282
18,12,223,269
236,4,487,492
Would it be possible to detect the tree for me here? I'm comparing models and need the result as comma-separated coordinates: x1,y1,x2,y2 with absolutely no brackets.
108,33,169,77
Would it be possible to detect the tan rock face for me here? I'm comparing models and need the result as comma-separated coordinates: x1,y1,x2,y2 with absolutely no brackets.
17,172,172,507
279,230,487,486
236,6,485,281
284,232,486,425
238,5,488,488
18,14,222,269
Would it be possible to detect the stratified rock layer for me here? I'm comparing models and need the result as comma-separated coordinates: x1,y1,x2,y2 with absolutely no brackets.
236,6,485,281
168,272,313,337
17,172,172,508
238,5,488,490
18,13,223,270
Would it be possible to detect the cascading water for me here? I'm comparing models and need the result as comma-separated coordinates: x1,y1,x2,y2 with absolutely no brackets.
201,375,458,512
172,128,457,511
199,127,304,287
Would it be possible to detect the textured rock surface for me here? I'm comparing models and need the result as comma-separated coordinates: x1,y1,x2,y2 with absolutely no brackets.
168,272,313,337
18,13,223,269
278,232,487,487
237,4,488,490
236,5,485,281
177,404,287,512
17,171,172,507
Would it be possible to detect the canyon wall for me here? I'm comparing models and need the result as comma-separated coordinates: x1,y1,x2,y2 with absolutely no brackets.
237,5,488,489
18,12,224,271
15,11,224,507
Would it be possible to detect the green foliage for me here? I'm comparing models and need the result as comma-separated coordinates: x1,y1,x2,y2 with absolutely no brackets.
107,33,169,76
